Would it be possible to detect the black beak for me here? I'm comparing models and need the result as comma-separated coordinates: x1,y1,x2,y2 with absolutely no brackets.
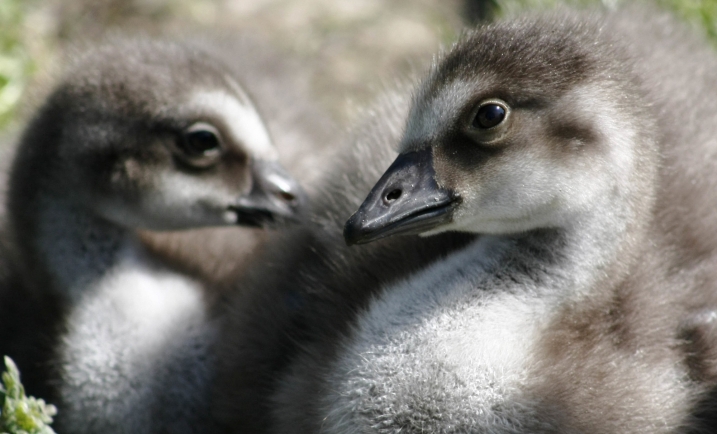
230,160,306,227
344,148,459,245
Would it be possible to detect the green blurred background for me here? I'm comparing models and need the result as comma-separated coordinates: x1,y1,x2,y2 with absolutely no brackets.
0,0,716,133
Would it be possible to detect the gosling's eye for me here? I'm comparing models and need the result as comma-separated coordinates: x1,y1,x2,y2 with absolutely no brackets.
173,122,225,168
473,103,506,129
184,130,219,155
180,123,223,158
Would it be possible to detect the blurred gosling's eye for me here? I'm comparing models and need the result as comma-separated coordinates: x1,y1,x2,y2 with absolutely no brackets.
174,122,224,169
473,103,506,129
180,123,223,158
184,130,219,155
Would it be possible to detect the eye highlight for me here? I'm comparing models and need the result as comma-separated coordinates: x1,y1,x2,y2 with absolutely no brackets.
473,103,506,129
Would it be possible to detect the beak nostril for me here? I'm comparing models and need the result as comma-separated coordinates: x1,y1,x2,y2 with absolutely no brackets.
277,190,297,203
385,189,402,203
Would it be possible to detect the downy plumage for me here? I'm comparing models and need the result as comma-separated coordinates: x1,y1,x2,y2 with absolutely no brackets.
217,5,717,433
0,36,313,433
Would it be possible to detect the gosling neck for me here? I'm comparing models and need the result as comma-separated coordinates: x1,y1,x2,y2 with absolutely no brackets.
23,193,142,303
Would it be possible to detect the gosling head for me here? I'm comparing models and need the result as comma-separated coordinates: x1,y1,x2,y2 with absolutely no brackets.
15,38,304,232
345,15,657,245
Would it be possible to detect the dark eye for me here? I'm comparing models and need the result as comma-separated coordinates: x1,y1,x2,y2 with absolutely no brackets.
473,103,506,129
178,122,223,160
174,122,224,168
181,130,220,156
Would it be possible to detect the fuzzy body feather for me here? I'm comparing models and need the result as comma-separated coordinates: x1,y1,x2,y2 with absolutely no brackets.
0,35,320,434
217,6,717,434
213,87,476,432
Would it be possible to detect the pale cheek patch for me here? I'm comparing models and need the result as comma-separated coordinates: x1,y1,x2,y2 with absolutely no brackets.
146,172,235,226
187,90,277,161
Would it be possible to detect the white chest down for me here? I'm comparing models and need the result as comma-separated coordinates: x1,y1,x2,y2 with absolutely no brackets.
320,238,548,432
58,247,216,434
316,235,689,434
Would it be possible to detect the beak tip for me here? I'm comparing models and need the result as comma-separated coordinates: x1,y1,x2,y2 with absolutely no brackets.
343,213,363,246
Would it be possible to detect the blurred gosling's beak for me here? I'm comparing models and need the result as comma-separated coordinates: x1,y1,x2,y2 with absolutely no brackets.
231,160,306,227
